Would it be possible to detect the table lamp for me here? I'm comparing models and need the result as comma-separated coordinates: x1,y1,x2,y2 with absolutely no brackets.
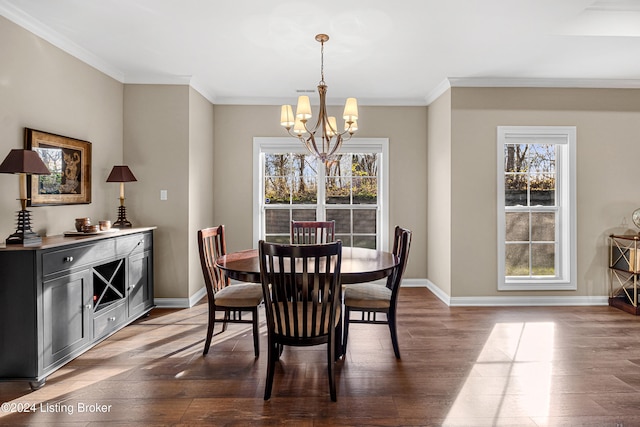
106,165,137,228
0,148,50,245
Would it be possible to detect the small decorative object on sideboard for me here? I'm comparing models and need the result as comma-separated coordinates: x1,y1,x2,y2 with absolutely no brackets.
75,217,91,232
83,224,99,233
99,220,111,231
106,165,137,228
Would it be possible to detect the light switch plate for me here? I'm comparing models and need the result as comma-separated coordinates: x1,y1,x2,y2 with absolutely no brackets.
160,190,167,200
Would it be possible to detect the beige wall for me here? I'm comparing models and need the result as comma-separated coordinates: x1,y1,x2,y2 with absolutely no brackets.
448,87,640,297
188,87,215,297
212,105,428,279
124,84,191,299
427,89,452,295
123,85,214,300
0,16,123,239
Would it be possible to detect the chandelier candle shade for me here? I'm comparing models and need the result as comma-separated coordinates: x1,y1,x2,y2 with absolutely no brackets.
0,148,51,245
106,165,137,228
280,34,358,161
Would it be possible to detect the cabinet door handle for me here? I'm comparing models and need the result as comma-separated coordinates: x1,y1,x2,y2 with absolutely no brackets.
64,256,74,263
108,317,116,322
85,304,92,309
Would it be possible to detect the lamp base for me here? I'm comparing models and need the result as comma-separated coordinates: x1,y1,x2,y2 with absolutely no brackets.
6,209,42,246
113,205,132,229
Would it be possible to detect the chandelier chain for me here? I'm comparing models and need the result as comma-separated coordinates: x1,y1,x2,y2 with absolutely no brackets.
320,39,325,86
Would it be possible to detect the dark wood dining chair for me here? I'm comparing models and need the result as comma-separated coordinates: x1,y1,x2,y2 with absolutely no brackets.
343,226,412,359
258,240,343,401
290,220,335,244
197,225,263,357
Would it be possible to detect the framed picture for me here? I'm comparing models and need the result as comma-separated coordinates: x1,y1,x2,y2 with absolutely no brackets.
25,128,92,206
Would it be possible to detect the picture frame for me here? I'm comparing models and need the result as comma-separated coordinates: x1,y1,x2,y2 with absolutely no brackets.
25,128,92,206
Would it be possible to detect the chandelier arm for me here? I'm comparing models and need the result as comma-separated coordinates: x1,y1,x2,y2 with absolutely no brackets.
305,134,321,156
302,118,319,135
284,127,308,142
327,135,344,158
338,129,353,141
316,84,332,156
312,84,328,133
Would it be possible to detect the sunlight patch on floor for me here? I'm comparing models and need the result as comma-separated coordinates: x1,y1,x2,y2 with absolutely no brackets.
443,322,555,426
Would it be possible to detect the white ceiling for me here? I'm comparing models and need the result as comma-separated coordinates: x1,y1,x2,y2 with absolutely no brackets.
2,0,640,106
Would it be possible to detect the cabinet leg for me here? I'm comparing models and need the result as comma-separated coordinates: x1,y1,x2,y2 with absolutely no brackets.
29,378,46,391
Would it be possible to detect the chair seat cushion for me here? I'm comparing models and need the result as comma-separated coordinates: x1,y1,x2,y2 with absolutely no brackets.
215,283,263,307
271,303,341,337
344,283,392,309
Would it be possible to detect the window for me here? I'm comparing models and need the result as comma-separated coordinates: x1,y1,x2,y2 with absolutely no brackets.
253,138,389,249
497,126,576,291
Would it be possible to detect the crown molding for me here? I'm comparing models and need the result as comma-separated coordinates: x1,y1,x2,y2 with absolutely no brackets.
448,77,640,89
0,0,125,82
424,79,453,105
424,77,640,106
212,95,429,106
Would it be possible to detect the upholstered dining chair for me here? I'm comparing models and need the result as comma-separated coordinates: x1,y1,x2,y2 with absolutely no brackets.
342,226,412,359
258,240,343,401
197,225,263,357
290,220,336,244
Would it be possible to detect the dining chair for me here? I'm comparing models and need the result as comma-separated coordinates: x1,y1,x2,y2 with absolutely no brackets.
342,226,412,359
290,220,335,244
197,225,263,357
258,240,343,401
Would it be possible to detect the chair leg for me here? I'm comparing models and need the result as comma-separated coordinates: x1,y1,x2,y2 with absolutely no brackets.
252,307,260,358
277,343,284,359
203,306,216,356
222,310,229,332
328,330,337,402
388,309,401,359
342,306,351,356
264,335,276,400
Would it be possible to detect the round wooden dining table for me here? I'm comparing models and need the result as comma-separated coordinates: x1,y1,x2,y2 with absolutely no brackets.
216,246,398,285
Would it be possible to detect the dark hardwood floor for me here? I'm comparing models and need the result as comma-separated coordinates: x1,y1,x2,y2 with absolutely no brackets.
1,287,640,426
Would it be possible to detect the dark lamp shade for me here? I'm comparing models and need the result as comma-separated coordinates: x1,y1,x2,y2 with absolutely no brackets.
0,149,50,175
106,165,137,182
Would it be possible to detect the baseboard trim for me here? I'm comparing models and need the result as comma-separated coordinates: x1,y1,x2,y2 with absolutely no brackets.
425,279,452,305
155,279,609,308
155,286,206,309
448,295,609,307
425,279,608,307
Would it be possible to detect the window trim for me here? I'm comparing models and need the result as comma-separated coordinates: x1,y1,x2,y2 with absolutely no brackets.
497,126,577,291
253,137,389,250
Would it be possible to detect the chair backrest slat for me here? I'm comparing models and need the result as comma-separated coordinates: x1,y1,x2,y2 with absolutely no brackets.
197,225,229,296
387,226,412,298
291,220,336,244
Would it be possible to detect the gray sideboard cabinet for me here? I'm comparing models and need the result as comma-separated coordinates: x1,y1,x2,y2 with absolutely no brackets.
0,227,155,390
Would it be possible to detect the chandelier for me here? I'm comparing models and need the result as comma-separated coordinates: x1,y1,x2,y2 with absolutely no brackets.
280,34,358,162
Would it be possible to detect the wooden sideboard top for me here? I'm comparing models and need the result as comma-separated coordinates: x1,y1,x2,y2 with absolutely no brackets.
0,226,157,251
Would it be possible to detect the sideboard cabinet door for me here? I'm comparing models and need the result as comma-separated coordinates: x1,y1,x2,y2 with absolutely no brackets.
42,270,93,371
128,250,153,319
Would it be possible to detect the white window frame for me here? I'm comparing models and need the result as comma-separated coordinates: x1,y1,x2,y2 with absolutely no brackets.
253,137,389,250
497,126,576,291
